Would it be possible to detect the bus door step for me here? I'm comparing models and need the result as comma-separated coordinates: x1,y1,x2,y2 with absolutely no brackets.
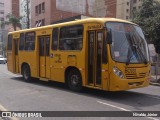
39,78,49,82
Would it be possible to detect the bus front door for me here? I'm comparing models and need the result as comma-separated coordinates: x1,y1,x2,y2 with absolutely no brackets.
39,36,50,78
14,39,19,73
88,31,103,87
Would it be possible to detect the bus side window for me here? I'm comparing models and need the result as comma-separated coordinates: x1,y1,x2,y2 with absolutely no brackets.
60,25,83,51
52,28,58,50
19,33,25,50
25,32,35,51
8,35,12,51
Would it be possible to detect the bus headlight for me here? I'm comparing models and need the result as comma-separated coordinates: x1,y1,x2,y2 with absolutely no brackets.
113,66,124,79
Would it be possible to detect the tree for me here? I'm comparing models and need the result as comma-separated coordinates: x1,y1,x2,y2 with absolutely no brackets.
133,0,160,53
1,13,22,31
25,0,30,29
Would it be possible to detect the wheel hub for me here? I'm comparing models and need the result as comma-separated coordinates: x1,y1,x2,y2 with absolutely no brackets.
24,69,29,79
71,75,79,85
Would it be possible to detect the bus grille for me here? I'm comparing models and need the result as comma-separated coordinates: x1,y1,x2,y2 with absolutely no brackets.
125,73,146,79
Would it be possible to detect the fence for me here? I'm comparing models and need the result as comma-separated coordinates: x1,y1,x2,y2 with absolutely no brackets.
150,55,160,83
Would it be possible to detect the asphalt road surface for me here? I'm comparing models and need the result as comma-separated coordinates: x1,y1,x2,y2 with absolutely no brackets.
0,64,160,120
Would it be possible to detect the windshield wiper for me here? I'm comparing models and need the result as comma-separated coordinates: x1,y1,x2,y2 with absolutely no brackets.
126,33,148,65
136,45,148,64
126,44,148,65
126,33,135,65
126,55,131,65
126,46,135,65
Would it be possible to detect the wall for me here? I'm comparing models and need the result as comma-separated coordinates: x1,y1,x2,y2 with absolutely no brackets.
31,0,117,27
31,0,52,27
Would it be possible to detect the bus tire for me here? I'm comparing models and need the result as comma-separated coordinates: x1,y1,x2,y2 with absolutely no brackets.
22,65,31,82
67,69,82,92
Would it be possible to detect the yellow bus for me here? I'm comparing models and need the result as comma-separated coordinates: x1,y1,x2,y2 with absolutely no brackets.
7,18,151,91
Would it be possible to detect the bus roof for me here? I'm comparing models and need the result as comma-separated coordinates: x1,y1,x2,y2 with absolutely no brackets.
8,18,136,34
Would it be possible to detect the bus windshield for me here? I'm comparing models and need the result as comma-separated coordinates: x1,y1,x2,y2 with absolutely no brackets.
106,22,149,64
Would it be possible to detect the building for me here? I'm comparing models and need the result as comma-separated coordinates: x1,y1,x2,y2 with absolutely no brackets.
0,0,12,56
130,0,143,19
12,0,19,17
30,0,160,27
19,0,31,29
116,0,143,20
116,0,131,20
0,0,12,22
31,0,117,28
0,0,19,56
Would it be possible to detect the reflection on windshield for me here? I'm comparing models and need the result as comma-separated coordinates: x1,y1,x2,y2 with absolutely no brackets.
106,22,149,64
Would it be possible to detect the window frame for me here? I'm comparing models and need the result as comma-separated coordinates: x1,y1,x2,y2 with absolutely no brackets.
42,2,45,12
59,24,84,51
7,35,12,51
39,4,41,14
35,6,38,15
25,31,36,51
52,28,59,51
19,33,25,51
0,2,4,7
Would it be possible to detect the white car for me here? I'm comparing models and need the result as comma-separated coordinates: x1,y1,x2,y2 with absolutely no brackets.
0,55,7,64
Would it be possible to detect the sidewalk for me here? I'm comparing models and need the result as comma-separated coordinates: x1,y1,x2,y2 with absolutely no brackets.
150,75,160,86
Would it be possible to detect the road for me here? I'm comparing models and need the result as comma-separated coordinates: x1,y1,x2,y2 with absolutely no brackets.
0,64,160,120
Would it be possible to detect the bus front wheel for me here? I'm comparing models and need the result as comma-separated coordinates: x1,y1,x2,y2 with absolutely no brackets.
22,65,31,82
67,69,82,92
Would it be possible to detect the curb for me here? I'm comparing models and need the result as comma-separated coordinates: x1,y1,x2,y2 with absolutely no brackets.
150,82,160,86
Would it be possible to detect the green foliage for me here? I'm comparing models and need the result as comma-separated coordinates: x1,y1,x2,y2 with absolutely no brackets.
133,0,160,47
0,13,22,31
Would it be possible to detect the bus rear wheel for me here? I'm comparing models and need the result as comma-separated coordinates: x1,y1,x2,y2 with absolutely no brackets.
22,65,31,82
67,69,82,92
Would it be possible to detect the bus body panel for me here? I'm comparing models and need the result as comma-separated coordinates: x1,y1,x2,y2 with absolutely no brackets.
7,52,14,73
19,52,38,77
7,34,20,74
109,74,150,91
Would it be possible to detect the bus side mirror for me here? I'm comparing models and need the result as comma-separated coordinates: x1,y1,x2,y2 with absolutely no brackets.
107,29,112,44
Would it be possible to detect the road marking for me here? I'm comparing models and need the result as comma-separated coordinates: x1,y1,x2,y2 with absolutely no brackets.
0,103,19,120
97,100,159,120
97,100,130,111
0,104,7,111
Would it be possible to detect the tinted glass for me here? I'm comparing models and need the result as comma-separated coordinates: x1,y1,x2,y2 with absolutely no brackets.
106,22,149,63
60,25,83,50
25,32,35,51
19,33,25,50
46,37,50,56
8,35,12,50
52,28,58,50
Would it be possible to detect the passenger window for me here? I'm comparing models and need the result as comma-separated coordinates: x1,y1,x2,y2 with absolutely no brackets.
19,33,25,50
60,25,83,50
8,35,12,50
46,37,50,56
25,32,35,51
39,37,44,56
52,28,58,50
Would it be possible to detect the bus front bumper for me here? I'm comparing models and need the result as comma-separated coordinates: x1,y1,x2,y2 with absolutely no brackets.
109,74,150,91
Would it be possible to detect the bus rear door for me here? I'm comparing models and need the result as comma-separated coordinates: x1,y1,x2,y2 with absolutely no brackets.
13,39,19,73
39,36,50,78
